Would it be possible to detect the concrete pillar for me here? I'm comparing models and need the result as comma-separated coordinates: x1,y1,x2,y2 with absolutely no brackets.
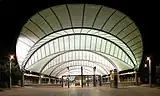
62,76,63,87
113,69,118,88
87,75,89,86
39,77,41,84
135,71,138,86
93,75,96,87
21,71,24,87
81,66,83,87
48,78,51,84
67,77,69,88
118,74,120,82
99,75,102,86
93,67,96,87
54,78,57,84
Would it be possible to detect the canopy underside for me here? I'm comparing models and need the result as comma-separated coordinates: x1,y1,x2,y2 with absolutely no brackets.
16,4,143,77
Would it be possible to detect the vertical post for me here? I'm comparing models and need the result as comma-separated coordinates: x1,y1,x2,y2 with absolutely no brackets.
39,76,41,84
9,60,12,89
9,54,14,89
67,67,69,88
21,71,24,87
118,74,120,83
148,57,152,87
93,67,96,87
87,75,89,86
110,70,113,88
62,76,63,87
99,75,102,86
135,71,138,86
81,66,83,87
113,69,118,88
48,77,51,84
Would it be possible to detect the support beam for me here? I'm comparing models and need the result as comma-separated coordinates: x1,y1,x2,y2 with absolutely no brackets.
48,78,51,84
93,67,96,87
81,66,83,88
39,77,41,84
21,71,24,87
135,71,138,86
62,76,63,87
87,75,89,86
99,75,102,86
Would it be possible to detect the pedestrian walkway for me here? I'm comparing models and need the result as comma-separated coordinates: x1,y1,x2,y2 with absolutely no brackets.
0,85,159,96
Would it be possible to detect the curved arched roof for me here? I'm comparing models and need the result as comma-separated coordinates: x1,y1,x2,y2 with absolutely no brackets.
16,4,143,77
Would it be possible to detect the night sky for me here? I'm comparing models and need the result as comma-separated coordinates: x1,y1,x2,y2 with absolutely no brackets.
0,0,159,67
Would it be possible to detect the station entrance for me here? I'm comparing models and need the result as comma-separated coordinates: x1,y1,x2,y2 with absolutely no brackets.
15,4,143,89
62,75,102,88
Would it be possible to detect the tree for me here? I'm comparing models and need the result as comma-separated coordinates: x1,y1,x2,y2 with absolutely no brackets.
0,59,21,88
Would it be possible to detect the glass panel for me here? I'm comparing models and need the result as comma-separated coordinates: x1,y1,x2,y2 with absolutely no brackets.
54,39,59,53
69,35,74,50
74,29,81,33
118,49,122,59
63,53,66,62
106,41,111,54
91,36,96,50
45,44,50,56
49,41,54,54
75,35,80,49
96,38,101,51
89,52,93,61
34,52,38,62
82,51,85,60
64,36,69,50
59,37,64,51
92,54,96,62
37,49,42,60
125,56,128,63
81,29,90,33
79,51,82,60
59,54,62,63
28,59,31,67
86,51,90,60
80,35,85,49
101,39,106,52
122,52,125,61
114,46,119,57
128,59,131,65
69,52,72,61
72,51,75,60
41,46,46,58
86,35,91,50
31,56,35,65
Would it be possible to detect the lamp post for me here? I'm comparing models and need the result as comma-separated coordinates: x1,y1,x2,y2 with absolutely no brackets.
145,57,151,87
147,57,152,87
9,54,14,89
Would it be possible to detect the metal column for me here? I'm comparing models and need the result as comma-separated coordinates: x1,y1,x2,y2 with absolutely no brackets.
93,67,96,87
62,76,63,87
99,75,102,86
21,71,24,87
81,66,83,88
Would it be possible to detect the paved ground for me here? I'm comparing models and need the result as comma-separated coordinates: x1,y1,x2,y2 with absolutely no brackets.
0,85,159,96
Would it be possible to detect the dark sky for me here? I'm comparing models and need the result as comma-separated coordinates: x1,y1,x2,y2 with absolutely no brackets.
0,0,159,65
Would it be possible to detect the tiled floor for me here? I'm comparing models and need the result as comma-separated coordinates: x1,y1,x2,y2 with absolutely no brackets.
0,86,159,96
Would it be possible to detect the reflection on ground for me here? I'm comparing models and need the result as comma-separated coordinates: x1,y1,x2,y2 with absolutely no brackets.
0,85,159,96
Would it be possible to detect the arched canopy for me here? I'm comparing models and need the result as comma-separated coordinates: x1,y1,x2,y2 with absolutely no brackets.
16,4,143,77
